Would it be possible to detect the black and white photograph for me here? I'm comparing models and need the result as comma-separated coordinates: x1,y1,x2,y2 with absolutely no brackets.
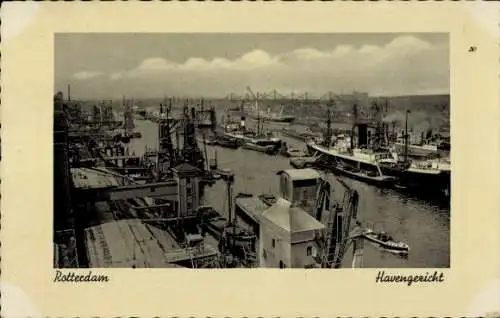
53,33,450,269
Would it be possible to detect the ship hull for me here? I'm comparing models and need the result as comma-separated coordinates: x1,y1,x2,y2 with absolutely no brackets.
330,165,396,186
248,114,295,123
380,165,451,198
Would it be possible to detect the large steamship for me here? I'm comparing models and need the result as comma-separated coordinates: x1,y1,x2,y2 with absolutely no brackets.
306,103,451,198
306,122,397,186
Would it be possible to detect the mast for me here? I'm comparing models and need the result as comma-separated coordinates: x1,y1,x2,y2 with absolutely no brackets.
325,99,333,147
202,131,209,172
351,103,358,151
257,95,261,135
404,109,410,163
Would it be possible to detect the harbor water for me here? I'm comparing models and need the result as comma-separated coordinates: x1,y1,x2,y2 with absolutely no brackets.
130,119,450,268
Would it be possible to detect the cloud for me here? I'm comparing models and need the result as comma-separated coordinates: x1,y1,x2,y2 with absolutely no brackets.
72,71,103,80
79,35,449,97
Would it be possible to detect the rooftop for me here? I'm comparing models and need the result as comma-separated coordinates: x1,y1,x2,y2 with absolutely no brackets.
235,196,270,223
276,168,320,181
261,198,325,233
71,167,123,189
84,219,181,268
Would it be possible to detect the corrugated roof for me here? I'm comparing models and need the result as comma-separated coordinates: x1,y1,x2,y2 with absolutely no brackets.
84,219,179,268
71,168,121,189
277,168,320,181
261,198,325,233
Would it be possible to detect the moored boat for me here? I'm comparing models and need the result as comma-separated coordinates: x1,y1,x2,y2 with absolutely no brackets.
306,137,397,186
289,156,318,169
280,127,322,142
215,136,240,149
283,145,308,158
380,155,451,198
241,142,279,155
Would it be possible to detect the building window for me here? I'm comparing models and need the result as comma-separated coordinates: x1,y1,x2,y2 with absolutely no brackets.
306,246,312,256
185,177,191,184
272,239,275,248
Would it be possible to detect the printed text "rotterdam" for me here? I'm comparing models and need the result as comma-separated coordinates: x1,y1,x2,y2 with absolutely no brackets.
376,270,445,286
54,270,109,283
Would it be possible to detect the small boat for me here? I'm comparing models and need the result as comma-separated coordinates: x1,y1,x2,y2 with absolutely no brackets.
215,136,240,149
241,142,278,155
362,230,409,252
280,128,321,141
284,147,307,158
289,156,317,169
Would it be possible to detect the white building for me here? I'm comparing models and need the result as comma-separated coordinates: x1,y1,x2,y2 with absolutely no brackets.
259,169,325,268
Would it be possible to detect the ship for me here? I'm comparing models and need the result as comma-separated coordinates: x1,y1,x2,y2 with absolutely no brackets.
247,105,295,123
306,137,397,186
220,113,282,149
391,128,450,158
379,111,451,198
305,106,398,186
379,155,451,198
280,127,322,142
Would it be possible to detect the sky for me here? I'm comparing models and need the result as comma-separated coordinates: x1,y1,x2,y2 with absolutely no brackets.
55,33,449,99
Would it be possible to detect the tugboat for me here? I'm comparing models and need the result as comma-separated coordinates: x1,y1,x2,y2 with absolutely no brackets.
362,229,410,253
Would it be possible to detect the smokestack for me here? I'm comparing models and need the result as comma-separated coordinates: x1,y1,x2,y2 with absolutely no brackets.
67,84,71,101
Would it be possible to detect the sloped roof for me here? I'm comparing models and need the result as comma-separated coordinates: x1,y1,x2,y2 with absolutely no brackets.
84,219,181,268
262,198,325,233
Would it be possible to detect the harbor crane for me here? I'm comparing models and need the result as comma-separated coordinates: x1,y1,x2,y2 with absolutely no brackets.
313,172,405,268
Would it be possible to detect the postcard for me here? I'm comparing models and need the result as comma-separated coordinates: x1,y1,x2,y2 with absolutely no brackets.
1,2,499,317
